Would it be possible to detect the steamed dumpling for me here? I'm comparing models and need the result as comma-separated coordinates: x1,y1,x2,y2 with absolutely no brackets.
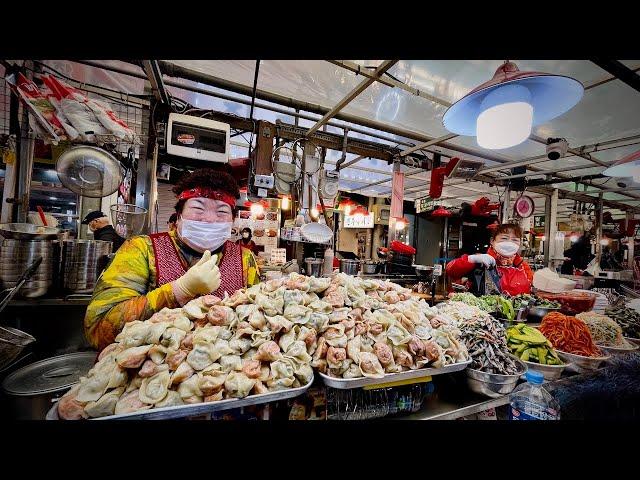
229,337,252,355
193,325,221,345
115,389,152,415
219,354,243,373
178,373,203,400
186,343,216,371
139,370,170,404
115,321,150,348
155,390,184,408
84,387,125,418
145,321,171,344
358,352,385,378
161,327,187,350
170,361,195,386
224,372,256,399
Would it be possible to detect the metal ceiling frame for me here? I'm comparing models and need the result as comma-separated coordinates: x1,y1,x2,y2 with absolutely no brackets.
306,60,398,136
69,60,640,212
591,60,640,93
141,60,170,105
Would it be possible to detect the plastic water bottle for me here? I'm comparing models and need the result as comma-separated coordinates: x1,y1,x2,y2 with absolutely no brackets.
509,370,561,420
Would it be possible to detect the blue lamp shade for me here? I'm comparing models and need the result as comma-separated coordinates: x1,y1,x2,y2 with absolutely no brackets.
443,62,584,149
603,149,640,181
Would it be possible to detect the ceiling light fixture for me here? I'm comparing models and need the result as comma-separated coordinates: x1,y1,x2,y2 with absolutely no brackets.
602,149,640,182
443,61,584,150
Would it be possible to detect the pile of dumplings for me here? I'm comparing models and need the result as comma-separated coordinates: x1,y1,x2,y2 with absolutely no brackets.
57,274,328,419
57,272,469,419
311,273,469,379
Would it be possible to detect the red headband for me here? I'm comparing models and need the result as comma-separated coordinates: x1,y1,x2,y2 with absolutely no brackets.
177,187,237,208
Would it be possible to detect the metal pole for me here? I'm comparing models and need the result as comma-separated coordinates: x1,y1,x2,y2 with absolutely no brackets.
596,193,604,270
626,211,635,266
16,61,35,223
500,186,511,224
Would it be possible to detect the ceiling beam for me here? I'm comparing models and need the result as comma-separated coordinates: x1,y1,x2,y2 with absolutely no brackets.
328,60,453,107
141,60,170,105
591,59,640,94
306,60,398,136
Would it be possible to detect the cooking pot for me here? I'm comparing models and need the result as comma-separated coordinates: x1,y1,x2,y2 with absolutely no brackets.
340,259,361,275
362,260,378,274
1,351,96,420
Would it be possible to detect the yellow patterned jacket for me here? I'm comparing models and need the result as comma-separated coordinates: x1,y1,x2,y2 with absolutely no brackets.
84,230,260,350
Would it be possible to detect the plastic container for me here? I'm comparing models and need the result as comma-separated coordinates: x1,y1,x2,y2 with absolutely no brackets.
536,290,596,315
509,370,560,420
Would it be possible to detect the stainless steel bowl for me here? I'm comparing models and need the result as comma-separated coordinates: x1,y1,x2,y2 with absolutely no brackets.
598,342,639,355
557,350,610,373
521,359,569,381
466,357,527,398
625,337,640,346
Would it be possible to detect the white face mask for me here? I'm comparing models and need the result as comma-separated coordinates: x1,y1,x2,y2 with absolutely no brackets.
178,218,232,253
242,233,250,239
494,241,520,257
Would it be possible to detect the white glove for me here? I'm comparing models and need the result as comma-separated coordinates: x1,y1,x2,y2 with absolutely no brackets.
172,250,221,301
468,254,496,268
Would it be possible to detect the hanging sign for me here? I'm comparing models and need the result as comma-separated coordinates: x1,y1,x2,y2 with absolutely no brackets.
344,213,374,228
415,196,434,214
534,215,545,228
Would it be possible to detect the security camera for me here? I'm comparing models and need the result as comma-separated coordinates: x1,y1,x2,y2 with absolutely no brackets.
546,138,569,160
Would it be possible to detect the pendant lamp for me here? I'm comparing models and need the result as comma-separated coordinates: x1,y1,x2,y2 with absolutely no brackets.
443,62,584,149
602,149,640,182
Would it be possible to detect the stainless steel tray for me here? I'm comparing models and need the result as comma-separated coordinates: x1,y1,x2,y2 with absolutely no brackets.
319,359,471,389
46,376,313,420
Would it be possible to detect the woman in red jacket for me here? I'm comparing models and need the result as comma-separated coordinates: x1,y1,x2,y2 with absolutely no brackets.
446,223,533,296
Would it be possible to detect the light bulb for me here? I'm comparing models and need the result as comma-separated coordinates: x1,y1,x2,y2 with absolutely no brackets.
476,84,533,150
344,205,352,216
396,219,406,230
281,196,290,210
310,207,320,219
569,235,579,243
600,238,610,246
250,203,264,217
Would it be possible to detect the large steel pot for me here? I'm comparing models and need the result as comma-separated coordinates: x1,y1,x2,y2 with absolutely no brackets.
340,259,361,275
1,351,97,420
61,240,112,293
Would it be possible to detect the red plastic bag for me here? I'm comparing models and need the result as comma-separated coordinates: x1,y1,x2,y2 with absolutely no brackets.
6,72,66,142
390,240,416,255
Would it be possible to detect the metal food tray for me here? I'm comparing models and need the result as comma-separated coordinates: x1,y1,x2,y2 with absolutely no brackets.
319,359,471,389
46,376,313,420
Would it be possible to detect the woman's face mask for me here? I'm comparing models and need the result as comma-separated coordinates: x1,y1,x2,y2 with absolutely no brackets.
177,217,232,253
176,197,234,252
492,232,521,258
242,232,250,239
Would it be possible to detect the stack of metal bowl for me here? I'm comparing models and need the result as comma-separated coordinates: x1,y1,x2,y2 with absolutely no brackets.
0,239,56,298
466,356,528,398
61,240,112,293
60,240,112,293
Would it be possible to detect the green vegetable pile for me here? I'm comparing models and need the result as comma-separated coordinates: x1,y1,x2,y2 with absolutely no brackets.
507,323,563,365
605,306,640,339
479,295,515,321
512,294,561,310
449,293,491,311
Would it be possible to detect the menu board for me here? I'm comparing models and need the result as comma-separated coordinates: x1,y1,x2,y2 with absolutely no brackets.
415,196,434,214
344,213,374,229
234,207,280,255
